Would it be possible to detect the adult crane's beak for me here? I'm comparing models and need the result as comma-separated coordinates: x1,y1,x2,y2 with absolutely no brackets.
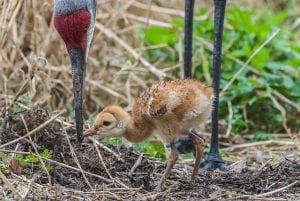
69,48,86,143
54,0,97,143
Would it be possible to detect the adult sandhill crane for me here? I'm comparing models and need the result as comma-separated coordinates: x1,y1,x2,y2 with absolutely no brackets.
53,0,227,171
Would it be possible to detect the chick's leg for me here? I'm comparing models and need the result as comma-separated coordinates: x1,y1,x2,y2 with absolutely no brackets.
190,134,205,180
158,143,178,191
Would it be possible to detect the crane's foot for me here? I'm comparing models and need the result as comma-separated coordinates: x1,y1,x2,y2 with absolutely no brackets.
200,153,228,171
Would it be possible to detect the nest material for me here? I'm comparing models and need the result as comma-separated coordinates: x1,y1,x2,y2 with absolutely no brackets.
0,107,299,200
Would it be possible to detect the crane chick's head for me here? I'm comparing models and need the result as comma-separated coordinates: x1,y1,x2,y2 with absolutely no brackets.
85,106,130,139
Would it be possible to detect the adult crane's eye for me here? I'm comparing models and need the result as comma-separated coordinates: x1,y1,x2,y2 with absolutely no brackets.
83,25,89,32
103,121,112,127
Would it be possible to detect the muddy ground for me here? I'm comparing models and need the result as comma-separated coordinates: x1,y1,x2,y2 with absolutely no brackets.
0,106,299,200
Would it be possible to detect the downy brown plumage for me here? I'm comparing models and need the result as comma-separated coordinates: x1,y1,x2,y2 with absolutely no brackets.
85,79,213,190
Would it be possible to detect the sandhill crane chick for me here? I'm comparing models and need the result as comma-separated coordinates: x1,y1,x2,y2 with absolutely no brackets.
85,79,213,190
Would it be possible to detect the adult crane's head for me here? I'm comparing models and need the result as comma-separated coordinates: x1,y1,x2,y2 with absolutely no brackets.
54,0,97,142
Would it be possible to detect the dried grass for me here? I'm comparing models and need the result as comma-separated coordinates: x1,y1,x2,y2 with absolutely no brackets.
1,0,298,119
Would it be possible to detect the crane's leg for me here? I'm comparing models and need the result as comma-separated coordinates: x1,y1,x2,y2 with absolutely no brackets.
183,0,194,78
175,0,227,171
200,0,227,171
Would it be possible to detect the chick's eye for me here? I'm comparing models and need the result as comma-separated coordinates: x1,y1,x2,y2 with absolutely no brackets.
103,121,112,127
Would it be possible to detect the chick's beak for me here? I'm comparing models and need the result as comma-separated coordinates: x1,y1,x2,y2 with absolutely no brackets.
69,48,86,142
84,126,97,137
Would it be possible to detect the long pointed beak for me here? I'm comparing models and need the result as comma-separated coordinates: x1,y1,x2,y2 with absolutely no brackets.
69,48,86,142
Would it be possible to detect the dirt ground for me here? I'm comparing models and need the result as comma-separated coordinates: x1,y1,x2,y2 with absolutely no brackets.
0,107,299,200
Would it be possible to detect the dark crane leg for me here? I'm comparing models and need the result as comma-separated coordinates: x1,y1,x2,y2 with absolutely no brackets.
174,0,227,171
173,0,195,153
183,0,194,78
200,0,227,171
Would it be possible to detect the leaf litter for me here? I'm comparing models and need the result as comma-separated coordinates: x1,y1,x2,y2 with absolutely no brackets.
0,106,299,200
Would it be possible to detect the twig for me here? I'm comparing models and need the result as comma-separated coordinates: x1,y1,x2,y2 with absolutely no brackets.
11,173,43,188
8,143,20,165
272,90,300,112
63,187,130,197
22,173,39,200
130,185,143,196
63,129,94,190
104,191,122,201
267,92,289,134
91,140,113,180
233,181,299,199
220,29,280,96
132,1,184,17
257,159,272,172
0,110,66,149
123,73,134,111
205,192,230,201
229,160,242,168
225,101,233,137
95,22,166,79
266,179,281,191
141,191,168,201
225,140,295,151
88,137,124,162
0,170,22,200
125,13,172,28
2,189,8,201
20,114,52,185
0,149,112,183
86,79,128,103
90,138,128,188
226,54,261,75
141,187,172,200
128,153,143,177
